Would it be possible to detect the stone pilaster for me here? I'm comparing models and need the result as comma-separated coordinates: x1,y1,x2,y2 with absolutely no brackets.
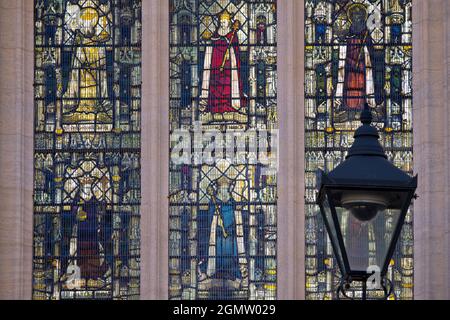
0,0,34,300
278,0,306,300
140,0,169,299
413,0,450,300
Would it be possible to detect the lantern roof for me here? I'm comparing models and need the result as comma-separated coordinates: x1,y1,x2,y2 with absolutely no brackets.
319,104,417,190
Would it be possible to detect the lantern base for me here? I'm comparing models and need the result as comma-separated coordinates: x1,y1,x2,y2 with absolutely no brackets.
336,277,393,300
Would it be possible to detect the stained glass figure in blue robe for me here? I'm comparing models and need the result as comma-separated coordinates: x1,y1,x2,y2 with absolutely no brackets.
198,177,249,294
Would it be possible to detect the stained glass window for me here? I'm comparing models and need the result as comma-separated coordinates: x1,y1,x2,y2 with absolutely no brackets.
33,0,141,299
305,0,413,299
169,0,278,300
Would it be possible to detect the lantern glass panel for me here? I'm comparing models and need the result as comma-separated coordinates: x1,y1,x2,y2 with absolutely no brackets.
329,189,409,273
335,206,402,273
320,194,345,271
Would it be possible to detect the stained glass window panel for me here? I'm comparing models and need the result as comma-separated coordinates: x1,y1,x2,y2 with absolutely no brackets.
305,0,413,300
33,0,142,300
169,0,278,300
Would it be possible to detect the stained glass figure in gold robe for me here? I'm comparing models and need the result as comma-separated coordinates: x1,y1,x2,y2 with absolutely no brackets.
61,0,113,129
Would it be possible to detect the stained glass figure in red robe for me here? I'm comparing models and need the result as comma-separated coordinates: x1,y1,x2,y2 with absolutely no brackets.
335,3,377,122
199,11,247,124
61,158,113,285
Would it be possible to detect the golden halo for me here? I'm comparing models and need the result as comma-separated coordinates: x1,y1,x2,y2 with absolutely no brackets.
347,3,368,22
80,7,99,23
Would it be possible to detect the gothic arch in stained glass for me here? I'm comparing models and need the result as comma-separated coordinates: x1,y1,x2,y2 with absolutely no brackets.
33,0,142,299
304,0,413,299
169,0,278,300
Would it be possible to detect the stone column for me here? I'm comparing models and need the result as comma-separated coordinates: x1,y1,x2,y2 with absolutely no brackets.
278,0,306,300
413,0,450,300
0,0,34,300
140,0,169,299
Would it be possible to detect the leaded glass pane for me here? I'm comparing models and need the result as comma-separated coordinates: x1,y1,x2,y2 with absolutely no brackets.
169,0,278,300
305,0,413,300
33,0,142,300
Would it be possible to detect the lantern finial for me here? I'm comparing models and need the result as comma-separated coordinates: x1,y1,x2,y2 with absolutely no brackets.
346,103,386,159
360,103,372,125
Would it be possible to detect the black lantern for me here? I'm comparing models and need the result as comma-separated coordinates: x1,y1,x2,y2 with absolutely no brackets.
316,105,417,299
